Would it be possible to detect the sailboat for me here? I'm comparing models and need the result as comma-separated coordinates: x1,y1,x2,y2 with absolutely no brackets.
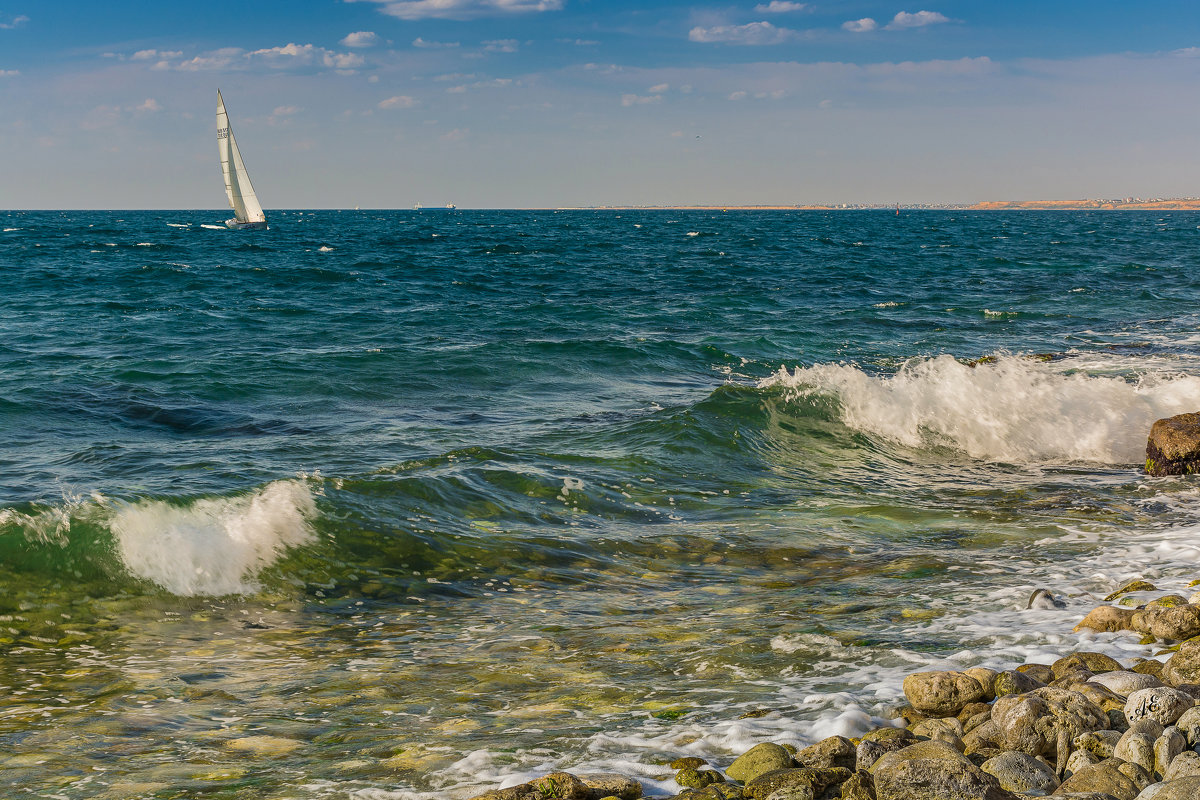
216,90,268,230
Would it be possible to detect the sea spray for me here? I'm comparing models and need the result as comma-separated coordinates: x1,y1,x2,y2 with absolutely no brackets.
109,478,317,596
763,355,1200,464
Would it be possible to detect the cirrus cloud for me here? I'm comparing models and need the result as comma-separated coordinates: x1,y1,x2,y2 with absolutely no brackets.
345,0,562,21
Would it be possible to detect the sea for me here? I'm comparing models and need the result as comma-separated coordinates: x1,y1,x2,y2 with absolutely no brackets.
2,208,1200,799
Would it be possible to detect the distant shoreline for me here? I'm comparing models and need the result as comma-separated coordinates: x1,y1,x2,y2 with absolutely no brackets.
557,199,1200,211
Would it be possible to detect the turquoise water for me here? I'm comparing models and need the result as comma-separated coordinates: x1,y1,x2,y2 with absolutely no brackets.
3,209,1200,798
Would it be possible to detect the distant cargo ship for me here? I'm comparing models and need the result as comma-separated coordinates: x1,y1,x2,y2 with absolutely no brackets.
413,203,457,210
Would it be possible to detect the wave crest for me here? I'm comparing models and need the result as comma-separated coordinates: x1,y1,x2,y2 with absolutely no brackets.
762,355,1200,464
110,479,317,596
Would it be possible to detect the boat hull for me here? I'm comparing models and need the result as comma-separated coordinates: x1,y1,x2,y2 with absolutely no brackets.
225,218,268,231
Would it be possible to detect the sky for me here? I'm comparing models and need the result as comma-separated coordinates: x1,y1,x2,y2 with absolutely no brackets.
4,1,1200,208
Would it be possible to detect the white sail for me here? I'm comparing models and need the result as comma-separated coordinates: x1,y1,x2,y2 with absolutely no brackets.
216,90,267,229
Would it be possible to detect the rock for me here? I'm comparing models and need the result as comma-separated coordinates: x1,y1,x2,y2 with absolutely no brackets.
990,687,1110,762
1162,641,1200,686
963,709,992,735
1117,760,1155,793
1127,719,1166,740
1089,672,1164,698
902,671,986,717
1055,653,1123,678
1028,588,1067,609
836,771,874,800
911,717,964,742
687,785,743,800
677,769,725,789
1075,606,1137,634
1145,412,1200,476
868,740,1013,800
1113,732,1155,775
793,736,856,772
1174,706,1200,746
1149,595,1190,610
963,718,1006,754
979,750,1059,794
1137,604,1200,641
726,744,795,784
671,759,709,770
581,776,643,800
994,669,1047,698
1134,775,1200,799
1017,663,1056,684
965,668,999,701
1163,750,1200,780
1154,726,1187,778
1054,760,1141,800
1106,581,1159,601
855,740,905,773
1124,687,1195,726
1132,660,1165,679
1065,747,1101,777
531,773,592,800
1074,730,1123,760
742,768,849,800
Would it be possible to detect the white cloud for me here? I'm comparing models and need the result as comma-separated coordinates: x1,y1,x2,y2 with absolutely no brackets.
135,98,161,112
441,127,469,141
414,37,460,48
0,69,19,77
341,31,380,48
688,21,797,46
131,49,182,61
621,93,662,106
378,95,417,109
843,18,877,33
729,90,748,101
175,43,364,73
271,105,301,117
754,1,805,12
483,39,519,53
0,14,28,29
346,0,562,21
886,10,950,30
648,82,669,93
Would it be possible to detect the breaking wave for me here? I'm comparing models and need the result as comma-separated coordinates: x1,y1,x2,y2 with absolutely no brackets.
762,354,1200,464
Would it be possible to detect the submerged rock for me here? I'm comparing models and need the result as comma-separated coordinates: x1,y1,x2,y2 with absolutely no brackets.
1075,606,1137,634
1146,412,1200,476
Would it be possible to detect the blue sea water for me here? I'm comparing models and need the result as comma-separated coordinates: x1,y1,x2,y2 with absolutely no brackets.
3,208,1200,798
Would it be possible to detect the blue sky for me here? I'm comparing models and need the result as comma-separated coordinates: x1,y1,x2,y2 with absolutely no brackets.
4,1,1200,208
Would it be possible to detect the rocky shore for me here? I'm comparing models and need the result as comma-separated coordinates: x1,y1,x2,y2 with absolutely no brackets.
463,415,1200,800
467,579,1200,800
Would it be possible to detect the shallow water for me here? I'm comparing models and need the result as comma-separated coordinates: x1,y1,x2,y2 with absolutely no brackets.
2,209,1200,798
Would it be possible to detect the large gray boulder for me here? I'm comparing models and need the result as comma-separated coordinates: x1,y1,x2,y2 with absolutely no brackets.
979,750,1058,794
1134,775,1200,799
1054,760,1141,799
1124,687,1195,727
869,740,1015,800
991,687,1110,762
1162,641,1200,687
902,671,987,717
1145,412,1200,476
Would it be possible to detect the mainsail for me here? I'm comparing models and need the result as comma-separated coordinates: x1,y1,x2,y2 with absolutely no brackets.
216,90,267,228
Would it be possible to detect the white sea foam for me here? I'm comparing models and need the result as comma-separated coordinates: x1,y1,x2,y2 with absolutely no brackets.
318,245,334,252
763,354,1200,463
165,223,190,228
109,479,317,596
200,224,226,230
